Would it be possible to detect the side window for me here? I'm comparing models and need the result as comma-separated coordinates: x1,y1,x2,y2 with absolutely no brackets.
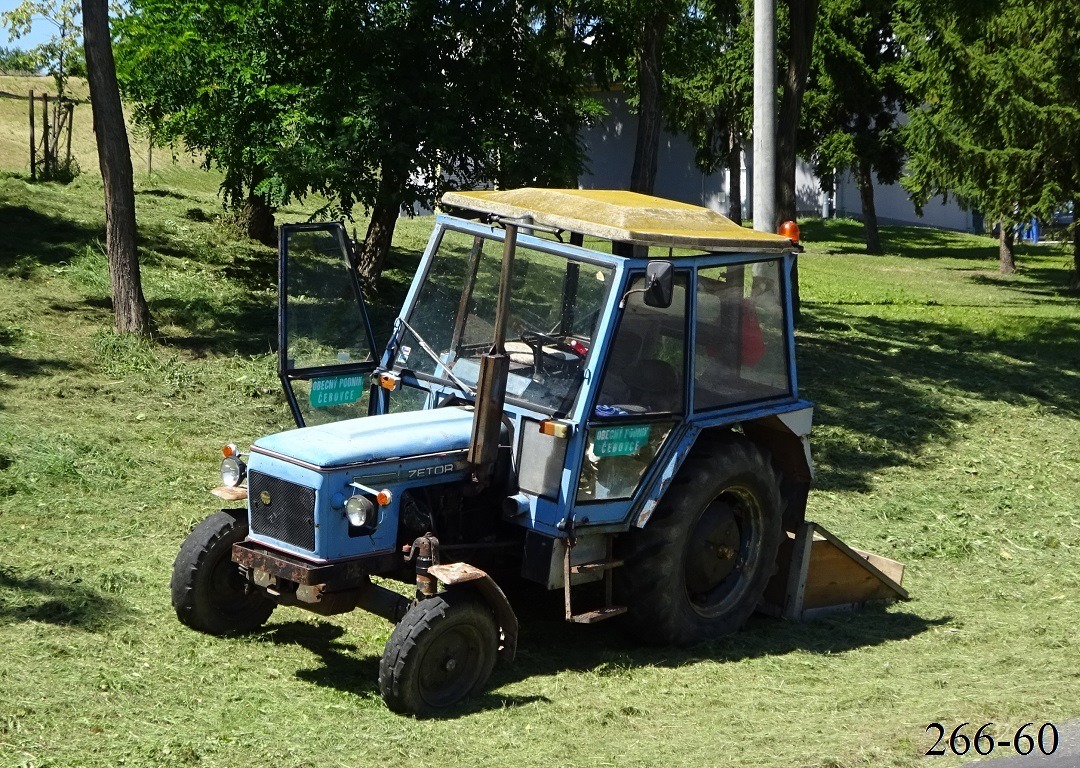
694,261,791,411
595,273,689,415
578,272,687,502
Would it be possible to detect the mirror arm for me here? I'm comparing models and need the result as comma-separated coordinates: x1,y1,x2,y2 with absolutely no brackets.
618,279,656,309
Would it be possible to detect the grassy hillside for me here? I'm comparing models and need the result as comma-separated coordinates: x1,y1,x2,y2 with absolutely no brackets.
1,85,1079,767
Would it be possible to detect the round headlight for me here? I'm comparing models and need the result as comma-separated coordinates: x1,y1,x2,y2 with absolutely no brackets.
220,457,246,487
345,494,376,529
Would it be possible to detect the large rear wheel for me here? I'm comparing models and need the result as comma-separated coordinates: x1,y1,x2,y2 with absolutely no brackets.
618,434,783,646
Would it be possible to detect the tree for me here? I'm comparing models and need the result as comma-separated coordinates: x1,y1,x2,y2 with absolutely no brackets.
587,0,688,196
802,0,905,253
2,0,83,99
775,0,819,227
117,0,592,277
663,0,751,222
897,0,1080,280
116,2,284,245
0,45,43,74
82,0,151,334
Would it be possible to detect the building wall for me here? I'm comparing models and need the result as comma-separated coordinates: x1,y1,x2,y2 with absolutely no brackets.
833,171,974,231
578,92,736,214
578,90,977,232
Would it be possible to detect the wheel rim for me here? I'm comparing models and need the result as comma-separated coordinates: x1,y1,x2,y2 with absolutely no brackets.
207,548,257,615
683,486,764,619
416,624,487,709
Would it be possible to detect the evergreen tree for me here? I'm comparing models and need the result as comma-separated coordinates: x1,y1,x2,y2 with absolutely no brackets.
897,0,1080,280
803,0,905,253
664,0,751,222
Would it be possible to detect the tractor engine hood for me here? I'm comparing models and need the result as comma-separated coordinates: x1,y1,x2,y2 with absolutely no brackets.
250,406,480,469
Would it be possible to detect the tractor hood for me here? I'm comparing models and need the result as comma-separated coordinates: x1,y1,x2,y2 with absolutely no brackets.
251,406,478,469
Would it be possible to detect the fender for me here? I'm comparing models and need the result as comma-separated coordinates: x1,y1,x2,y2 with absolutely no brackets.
427,562,518,664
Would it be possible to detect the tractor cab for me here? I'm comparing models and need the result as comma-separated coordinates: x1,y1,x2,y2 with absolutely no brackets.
172,189,902,717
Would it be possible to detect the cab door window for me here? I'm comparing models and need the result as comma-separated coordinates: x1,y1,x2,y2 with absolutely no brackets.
594,273,688,415
280,224,378,427
578,272,688,502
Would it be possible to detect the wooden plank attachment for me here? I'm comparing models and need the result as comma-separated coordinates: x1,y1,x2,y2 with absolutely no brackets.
760,521,908,621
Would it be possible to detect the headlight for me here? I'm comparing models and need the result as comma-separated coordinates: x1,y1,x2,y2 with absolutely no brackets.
220,456,246,487
345,494,376,529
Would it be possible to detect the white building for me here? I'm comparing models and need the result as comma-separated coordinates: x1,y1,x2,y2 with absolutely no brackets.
577,91,978,232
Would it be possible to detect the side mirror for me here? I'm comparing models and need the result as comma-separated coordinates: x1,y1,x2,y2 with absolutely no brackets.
643,261,674,308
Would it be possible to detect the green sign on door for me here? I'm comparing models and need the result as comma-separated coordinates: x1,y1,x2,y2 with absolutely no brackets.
592,424,651,457
309,374,366,409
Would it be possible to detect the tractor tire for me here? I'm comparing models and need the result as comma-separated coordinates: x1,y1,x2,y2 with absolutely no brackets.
171,509,275,636
379,591,498,717
618,434,783,646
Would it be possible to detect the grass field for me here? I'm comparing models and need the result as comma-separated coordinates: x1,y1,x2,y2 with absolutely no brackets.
2,75,1079,768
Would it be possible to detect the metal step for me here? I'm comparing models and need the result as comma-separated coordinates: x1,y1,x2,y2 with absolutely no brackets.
569,558,624,574
568,605,627,624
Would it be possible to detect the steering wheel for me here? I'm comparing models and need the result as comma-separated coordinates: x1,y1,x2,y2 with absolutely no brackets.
519,330,585,377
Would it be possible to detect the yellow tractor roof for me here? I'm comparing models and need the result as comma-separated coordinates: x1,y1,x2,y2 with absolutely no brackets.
440,188,794,253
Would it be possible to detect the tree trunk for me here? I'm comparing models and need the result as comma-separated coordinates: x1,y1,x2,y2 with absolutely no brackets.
999,222,1016,274
855,157,882,254
83,0,152,335
776,0,820,224
358,161,407,283
242,188,276,246
630,14,667,195
726,134,742,224
234,168,276,246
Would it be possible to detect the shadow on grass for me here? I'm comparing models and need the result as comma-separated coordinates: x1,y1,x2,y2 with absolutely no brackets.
258,619,550,713
260,621,381,698
0,348,80,403
256,601,943,718
143,239,416,358
152,295,278,359
799,305,1080,492
967,266,1079,300
0,566,127,631
799,217,1015,262
0,205,99,270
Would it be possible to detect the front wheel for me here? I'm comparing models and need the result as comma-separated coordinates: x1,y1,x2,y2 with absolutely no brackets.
379,591,498,717
618,434,783,646
171,509,275,636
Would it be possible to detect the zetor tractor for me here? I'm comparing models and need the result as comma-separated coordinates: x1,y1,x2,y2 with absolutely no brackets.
171,188,816,716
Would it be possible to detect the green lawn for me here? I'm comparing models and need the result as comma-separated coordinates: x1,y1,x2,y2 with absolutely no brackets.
1,107,1079,766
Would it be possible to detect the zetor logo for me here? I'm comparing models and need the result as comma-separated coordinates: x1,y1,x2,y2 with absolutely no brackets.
407,463,455,479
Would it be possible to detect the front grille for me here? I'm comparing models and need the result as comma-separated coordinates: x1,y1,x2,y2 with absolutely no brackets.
248,471,316,551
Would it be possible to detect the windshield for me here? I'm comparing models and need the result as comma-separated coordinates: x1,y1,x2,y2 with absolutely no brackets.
397,227,614,414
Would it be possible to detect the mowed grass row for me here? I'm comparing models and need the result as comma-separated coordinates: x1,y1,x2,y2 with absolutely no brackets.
2,90,1080,766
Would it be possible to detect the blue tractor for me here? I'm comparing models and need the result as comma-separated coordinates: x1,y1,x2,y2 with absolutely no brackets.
171,189,816,716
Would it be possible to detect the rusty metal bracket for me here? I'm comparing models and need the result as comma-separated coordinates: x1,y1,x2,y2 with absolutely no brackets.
427,562,519,665
405,532,441,601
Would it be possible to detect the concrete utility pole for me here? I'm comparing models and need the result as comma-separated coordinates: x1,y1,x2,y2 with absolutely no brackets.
752,0,776,234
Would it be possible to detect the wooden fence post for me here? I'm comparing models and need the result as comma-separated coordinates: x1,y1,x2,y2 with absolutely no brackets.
65,102,74,167
41,93,50,178
29,90,36,181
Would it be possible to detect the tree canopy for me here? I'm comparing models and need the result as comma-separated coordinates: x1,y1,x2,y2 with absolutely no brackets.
664,0,752,221
897,0,1080,277
116,0,593,278
1,0,85,97
802,0,905,253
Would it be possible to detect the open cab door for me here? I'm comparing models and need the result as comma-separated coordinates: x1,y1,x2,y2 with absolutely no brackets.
278,223,379,427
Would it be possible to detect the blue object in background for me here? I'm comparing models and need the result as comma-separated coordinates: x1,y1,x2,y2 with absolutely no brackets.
1020,218,1040,244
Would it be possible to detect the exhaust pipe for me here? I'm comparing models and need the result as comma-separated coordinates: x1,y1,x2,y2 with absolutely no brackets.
467,222,518,488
